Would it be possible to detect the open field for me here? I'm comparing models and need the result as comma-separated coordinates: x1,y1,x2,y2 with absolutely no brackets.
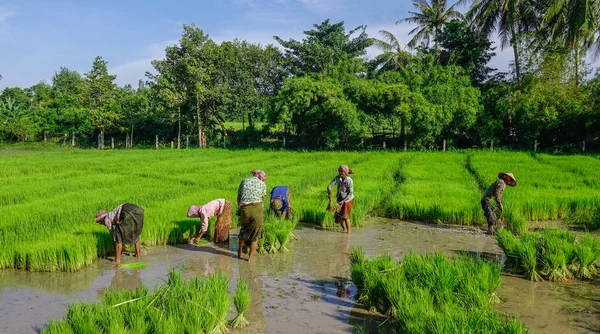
0,148,599,271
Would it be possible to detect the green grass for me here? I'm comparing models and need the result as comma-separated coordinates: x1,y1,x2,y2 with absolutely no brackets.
1,148,599,271
350,248,528,333
42,270,232,333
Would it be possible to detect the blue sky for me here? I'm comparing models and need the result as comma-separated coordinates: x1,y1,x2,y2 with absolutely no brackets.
0,0,516,89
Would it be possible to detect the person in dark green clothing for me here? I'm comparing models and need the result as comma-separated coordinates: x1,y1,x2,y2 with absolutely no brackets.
95,203,144,264
481,172,516,234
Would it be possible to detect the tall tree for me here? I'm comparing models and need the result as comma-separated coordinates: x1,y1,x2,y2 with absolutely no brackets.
539,0,600,86
84,56,120,148
274,19,372,77
400,0,464,51
465,0,538,82
436,19,497,85
371,30,413,72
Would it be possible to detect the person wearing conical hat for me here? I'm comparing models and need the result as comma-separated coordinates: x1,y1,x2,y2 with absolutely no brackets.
481,172,517,234
270,186,293,220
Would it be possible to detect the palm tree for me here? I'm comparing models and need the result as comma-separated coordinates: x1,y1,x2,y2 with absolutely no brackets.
399,0,464,52
464,0,538,82
372,30,413,71
539,0,600,86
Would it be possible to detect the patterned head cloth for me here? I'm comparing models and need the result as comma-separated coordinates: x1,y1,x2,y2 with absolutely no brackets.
252,170,267,181
339,165,354,175
95,210,109,223
187,205,201,218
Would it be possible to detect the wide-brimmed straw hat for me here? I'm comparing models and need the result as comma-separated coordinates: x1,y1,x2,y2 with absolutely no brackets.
498,172,517,186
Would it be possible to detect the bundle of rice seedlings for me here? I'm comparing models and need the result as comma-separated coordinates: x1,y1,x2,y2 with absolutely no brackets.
503,211,527,236
275,227,290,253
349,246,365,266
230,278,251,329
517,235,543,282
574,235,600,280
326,197,340,213
543,239,568,282
496,229,521,272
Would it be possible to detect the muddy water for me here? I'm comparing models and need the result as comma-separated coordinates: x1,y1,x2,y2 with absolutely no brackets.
0,219,598,333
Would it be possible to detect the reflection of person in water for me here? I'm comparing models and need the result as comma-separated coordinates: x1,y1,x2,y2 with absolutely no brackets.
109,268,142,291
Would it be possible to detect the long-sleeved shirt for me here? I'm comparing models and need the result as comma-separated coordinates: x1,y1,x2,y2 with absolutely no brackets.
103,204,124,231
270,186,290,212
197,199,226,233
328,175,354,203
482,179,506,207
238,177,266,206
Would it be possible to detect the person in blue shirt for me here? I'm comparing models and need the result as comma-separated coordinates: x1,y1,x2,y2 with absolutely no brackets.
270,186,292,219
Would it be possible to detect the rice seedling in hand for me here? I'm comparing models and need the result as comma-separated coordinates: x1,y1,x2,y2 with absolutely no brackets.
231,278,251,329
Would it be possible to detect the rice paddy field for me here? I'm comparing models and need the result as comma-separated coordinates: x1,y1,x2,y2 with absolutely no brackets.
1,148,599,272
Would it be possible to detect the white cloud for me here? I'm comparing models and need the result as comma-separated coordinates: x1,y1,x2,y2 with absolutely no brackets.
109,39,177,87
0,8,17,38
297,0,343,14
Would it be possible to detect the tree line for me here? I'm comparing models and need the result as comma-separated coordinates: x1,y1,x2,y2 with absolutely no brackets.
1,0,600,151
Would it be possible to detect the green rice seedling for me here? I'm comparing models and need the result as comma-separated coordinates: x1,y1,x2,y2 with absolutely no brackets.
517,234,543,281
231,278,251,329
503,210,528,235
119,262,148,269
42,270,232,333
471,152,600,226
350,250,526,332
496,229,522,273
542,238,568,282
574,234,600,279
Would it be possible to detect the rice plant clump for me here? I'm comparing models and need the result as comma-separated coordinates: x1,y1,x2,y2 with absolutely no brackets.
497,229,600,281
255,216,296,254
349,248,528,333
231,278,251,329
42,270,231,333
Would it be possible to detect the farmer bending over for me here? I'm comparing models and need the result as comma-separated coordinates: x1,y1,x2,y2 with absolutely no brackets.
481,172,517,234
270,186,293,220
328,164,355,234
187,198,233,244
238,170,267,263
95,203,144,264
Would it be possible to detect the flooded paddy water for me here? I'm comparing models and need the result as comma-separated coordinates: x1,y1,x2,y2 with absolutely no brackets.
0,219,598,333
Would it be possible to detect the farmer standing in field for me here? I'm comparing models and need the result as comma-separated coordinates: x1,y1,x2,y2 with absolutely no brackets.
95,203,144,265
237,170,267,263
270,186,293,220
187,198,233,244
481,172,517,234
328,165,355,233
